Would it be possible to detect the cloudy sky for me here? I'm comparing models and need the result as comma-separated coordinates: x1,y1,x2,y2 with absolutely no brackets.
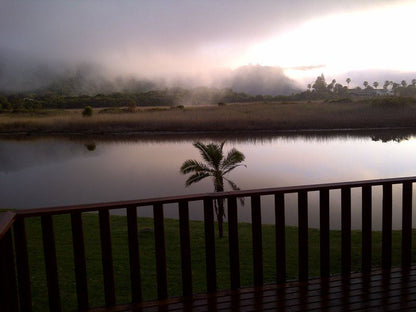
1,0,415,86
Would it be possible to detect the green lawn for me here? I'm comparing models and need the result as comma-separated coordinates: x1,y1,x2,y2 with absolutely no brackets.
22,213,413,311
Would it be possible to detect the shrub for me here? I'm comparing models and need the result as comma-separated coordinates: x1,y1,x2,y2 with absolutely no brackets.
82,106,93,117
218,102,226,106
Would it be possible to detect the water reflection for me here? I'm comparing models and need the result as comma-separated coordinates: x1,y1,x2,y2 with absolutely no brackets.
1,129,416,230
84,142,96,151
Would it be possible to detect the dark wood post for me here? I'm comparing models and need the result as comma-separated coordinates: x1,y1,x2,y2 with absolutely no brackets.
275,193,286,283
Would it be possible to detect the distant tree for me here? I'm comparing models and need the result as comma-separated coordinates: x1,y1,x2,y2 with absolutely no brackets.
363,81,369,89
412,79,416,86
334,83,347,95
383,80,391,90
307,83,312,91
392,82,400,95
327,80,335,93
346,78,351,88
373,81,379,89
401,80,407,88
312,74,327,94
0,95,10,110
328,79,336,92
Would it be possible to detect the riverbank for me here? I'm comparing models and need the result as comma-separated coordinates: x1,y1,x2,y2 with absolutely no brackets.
1,100,416,136
24,213,407,311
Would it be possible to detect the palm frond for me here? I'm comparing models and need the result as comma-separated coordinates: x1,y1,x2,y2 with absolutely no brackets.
223,164,246,175
224,177,240,191
221,148,245,172
224,177,245,206
180,159,211,175
193,142,214,164
185,172,210,186
194,141,224,168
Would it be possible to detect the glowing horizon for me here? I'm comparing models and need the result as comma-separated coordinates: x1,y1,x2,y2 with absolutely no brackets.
235,1,416,83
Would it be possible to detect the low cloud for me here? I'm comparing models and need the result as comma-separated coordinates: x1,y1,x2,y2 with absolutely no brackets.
0,0,399,91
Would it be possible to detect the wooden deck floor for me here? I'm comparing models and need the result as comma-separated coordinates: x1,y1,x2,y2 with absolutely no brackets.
88,266,416,312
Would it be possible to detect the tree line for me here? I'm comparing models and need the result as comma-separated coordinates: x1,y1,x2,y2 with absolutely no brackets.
302,74,416,99
1,74,416,112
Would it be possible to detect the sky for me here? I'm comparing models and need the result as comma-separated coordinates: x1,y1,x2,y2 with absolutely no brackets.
1,0,415,87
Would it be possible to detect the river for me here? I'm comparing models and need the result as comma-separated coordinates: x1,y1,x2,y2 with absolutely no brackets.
1,129,416,230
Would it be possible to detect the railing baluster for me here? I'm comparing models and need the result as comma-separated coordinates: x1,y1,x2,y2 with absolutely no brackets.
298,191,308,281
1,230,18,312
41,215,62,312
71,212,89,310
204,198,216,293
99,209,116,306
341,187,351,275
275,193,286,283
228,196,240,290
0,234,7,312
251,195,263,286
13,218,32,312
382,183,393,270
153,203,168,300
362,185,372,272
127,206,142,303
179,200,193,296
0,232,9,311
402,182,413,268
320,189,330,278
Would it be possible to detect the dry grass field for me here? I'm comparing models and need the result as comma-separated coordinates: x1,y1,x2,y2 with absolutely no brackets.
1,100,416,135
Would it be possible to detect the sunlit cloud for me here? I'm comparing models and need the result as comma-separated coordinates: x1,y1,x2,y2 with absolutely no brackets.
240,1,416,80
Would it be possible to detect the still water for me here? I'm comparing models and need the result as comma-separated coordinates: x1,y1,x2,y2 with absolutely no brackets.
1,130,416,230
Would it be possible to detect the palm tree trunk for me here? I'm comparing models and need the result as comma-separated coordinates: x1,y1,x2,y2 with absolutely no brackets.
215,183,225,238
217,198,224,238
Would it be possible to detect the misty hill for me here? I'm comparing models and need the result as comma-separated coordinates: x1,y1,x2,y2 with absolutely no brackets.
222,65,301,96
0,49,300,96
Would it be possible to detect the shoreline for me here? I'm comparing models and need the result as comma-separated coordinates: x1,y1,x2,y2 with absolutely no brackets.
1,126,415,143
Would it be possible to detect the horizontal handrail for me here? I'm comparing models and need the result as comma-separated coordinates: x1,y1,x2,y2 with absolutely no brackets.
0,211,16,239
15,176,416,217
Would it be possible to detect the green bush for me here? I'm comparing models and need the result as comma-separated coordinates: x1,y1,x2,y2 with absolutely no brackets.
82,105,93,117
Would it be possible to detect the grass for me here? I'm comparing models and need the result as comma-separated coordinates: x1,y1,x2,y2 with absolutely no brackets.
1,100,416,135
21,213,415,311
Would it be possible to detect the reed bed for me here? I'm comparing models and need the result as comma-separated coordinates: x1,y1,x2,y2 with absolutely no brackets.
1,101,416,134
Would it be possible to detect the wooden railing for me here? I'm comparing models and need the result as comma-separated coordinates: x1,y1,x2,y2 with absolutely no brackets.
1,176,416,311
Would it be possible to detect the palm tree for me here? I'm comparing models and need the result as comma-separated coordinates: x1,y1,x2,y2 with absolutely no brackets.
373,81,379,89
363,81,369,89
180,142,246,237
346,78,351,88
